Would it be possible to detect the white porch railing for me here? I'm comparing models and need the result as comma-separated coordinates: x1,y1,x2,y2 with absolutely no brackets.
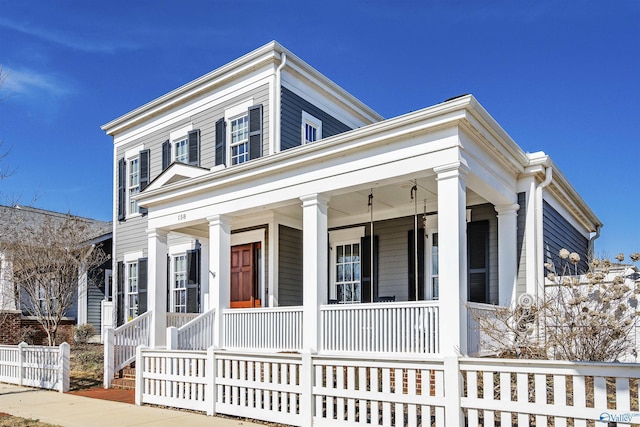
0,342,70,392
171,309,216,350
167,312,199,328
104,310,151,387
223,306,303,351
466,301,501,357
320,300,440,354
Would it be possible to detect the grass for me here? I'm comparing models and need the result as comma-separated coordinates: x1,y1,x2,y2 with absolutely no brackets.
0,414,62,427
69,343,104,391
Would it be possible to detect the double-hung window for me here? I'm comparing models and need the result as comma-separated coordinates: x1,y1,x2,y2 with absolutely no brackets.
118,146,148,220
172,254,187,313
302,111,322,144
174,137,189,163
126,261,139,320
335,242,361,303
128,157,140,215
230,114,249,165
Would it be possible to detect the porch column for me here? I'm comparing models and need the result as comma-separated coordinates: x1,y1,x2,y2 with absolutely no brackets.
208,214,231,349
435,162,469,356
301,194,329,353
147,228,168,348
495,204,520,306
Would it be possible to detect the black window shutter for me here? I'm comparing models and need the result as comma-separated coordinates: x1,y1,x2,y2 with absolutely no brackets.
117,158,126,221
468,220,489,303
162,140,170,171
188,129,200,167
139,149,150,191
138,149,150,216
215,118,226,166
186,248,201,313
248,104,263,160
360,235,378,303
167,254,171,312
116,261,125,326
408,229,425,301
138,258,148,314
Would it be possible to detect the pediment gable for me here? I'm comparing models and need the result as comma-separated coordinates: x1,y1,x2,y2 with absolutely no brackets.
143,162,209,193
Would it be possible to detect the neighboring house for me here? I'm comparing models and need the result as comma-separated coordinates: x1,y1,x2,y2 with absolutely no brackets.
102,41,601,365
0,205,112,342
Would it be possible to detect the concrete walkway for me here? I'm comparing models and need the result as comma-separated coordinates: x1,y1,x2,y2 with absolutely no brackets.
0,383,266,427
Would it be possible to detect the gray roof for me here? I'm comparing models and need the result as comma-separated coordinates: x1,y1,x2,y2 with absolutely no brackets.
0,205,111,244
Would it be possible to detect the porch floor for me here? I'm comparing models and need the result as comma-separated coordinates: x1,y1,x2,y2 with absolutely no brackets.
67,387,135,405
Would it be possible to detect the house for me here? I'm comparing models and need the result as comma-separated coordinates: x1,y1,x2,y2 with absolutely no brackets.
101,42,604,421
0,205,112,344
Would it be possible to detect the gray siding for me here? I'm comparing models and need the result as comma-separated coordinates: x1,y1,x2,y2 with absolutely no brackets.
374,217,413,302
280,86,352,151
114,83,270,263
516,192,527,295
470,204,499,304
86,279,105,330
543,200,589,273
278,225,303,306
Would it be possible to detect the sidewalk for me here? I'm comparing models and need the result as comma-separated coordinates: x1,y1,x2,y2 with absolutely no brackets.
0,383,265,427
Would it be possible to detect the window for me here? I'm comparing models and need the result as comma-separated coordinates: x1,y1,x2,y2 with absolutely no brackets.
335,242,361,303
174,137,189,163
216,100,262,167
161,126,200,170
172,254,187,313
301,111,322,144
118,147,148,220
230,114,249,165
128,157,140,215
126,262,138,320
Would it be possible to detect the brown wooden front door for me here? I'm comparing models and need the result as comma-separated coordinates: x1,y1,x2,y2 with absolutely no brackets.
230,243,261,308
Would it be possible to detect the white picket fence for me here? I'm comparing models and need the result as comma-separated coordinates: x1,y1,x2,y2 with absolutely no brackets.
0,342,70,392
134,347,640,427
223,306,303,351
320,301,440,354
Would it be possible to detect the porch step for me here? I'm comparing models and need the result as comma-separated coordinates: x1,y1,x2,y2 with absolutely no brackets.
111,365,136,390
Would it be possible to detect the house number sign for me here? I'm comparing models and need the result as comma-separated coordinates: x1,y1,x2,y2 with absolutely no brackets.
177,213,187,221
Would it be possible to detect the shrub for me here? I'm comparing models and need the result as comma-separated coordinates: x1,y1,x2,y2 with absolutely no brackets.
73,324,96,345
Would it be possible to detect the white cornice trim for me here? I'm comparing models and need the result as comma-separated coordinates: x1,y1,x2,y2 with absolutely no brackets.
102,41,383,136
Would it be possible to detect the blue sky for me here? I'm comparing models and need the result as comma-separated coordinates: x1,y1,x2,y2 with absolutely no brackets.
0,0,638,259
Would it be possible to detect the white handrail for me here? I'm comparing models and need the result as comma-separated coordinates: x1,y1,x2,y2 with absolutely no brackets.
176,309,216,350
112,311,152,373
167,312,199,328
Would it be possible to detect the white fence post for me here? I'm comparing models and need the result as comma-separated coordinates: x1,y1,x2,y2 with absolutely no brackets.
135,345,145,406
300,352,313,427
166,327,178,350
17,342,26,387
207,346,216,416
103,327,114,388
59,342,70,393
444,356,464,426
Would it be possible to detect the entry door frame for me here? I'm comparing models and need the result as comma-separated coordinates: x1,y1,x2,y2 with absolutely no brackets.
230,228,266,307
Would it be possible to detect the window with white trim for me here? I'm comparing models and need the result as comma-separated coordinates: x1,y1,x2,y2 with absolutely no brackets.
128,157,140,215
172,254,187,313
335,242,361,303
174,137,189,163
430,232,439,300
230,114,249,165
126,262,139,320
301,111,322,144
